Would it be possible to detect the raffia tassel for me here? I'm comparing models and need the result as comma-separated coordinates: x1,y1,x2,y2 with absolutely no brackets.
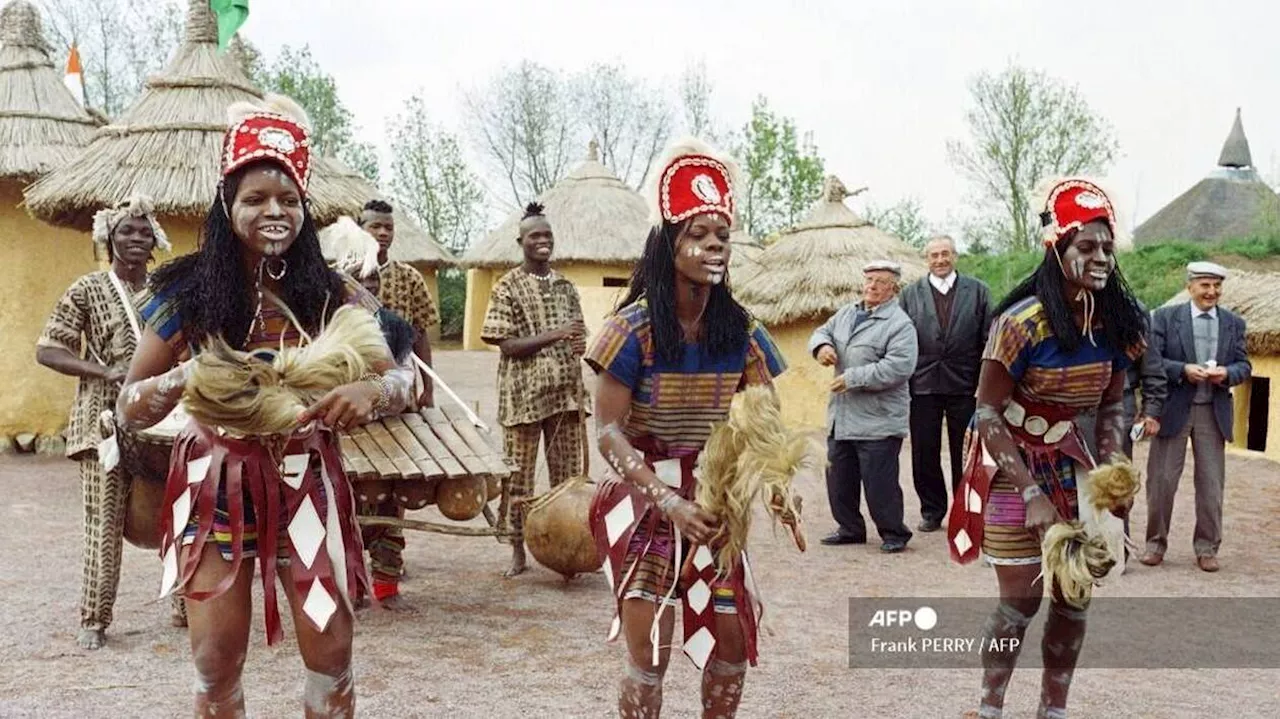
1041,520,1116,610
694,386,819,578
184,306,388,436
1085,461,1140,515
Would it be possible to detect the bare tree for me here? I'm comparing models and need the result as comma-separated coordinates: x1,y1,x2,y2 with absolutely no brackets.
571,62,673,189
38,0,182,116
389,95,485,254
679,59,716,140
865,197,933,249
947,64,1119,250
464,61,576,208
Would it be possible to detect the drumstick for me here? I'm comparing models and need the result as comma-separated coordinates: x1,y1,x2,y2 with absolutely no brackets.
411,353,488,432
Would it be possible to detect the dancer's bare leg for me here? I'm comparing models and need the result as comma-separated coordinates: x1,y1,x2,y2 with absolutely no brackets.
701,611,749,719
281,567,356,719
1038,586,1087,718
971,563,1042,719
618,598,674,718
184,544,254,719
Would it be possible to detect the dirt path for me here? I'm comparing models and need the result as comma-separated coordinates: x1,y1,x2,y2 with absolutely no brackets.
1,350,1277,718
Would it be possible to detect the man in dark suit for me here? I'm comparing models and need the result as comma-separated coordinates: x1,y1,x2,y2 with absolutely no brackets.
898,236,992,532
1142,261,1251,572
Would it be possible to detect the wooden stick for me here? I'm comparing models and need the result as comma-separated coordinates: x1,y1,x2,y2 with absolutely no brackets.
357,515,506,537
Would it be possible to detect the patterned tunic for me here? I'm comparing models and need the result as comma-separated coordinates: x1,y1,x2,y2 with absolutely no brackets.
948,296,1139,565
376,261,438,337
38,271,145,459
481,267,586,427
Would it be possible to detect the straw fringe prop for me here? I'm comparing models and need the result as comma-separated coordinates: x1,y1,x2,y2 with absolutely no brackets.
1040,520,1116,610
319,215,380,278
695,386,819,577
183,306,388,435
1084,461,1140,515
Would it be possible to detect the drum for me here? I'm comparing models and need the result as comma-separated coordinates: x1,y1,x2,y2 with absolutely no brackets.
392,479,436,511
117,406,189,549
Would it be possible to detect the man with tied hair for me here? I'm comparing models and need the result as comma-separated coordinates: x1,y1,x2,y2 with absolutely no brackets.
811,259,919,553
899,235,993,533
1143,261,1250,572
355,198,439,609
36,194,176,648
481,202,588,577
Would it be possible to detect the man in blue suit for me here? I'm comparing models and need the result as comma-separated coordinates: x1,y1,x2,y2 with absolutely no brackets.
1142,262,1251,572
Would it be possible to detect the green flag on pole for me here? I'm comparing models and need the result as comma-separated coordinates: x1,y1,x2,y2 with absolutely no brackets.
209,0,249,50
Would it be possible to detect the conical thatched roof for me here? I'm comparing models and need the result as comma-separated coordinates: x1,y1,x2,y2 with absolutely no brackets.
24,0,372,230
1218,108,1252,168
386,206,455,268
462,141,649,269
734,175,926,326
1133,109,1280,245
0,0,100,180
1164,271,1280,354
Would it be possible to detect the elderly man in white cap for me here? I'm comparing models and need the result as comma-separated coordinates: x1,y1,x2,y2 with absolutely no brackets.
810,260,919,553
1143,261,1251,572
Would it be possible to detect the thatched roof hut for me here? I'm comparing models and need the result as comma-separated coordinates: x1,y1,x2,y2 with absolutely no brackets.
385,206,455,268
460,141,649,349
0,0,101,180
461,141,649,269
1163,271,1280,355
729,231,765,285
24,0,372,231
1133,109,1280,245
735,175,926,326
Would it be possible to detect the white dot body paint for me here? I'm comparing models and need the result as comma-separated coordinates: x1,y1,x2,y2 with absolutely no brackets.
303,667,354,718
707,272,725,285
686,245,704,257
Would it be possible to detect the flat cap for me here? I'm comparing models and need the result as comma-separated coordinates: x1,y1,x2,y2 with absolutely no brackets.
1186,261,1228,281
862,259,902,276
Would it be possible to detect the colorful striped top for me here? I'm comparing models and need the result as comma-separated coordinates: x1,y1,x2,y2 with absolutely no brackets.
984,296,1140,410
141,273,379,361
585,301,786,458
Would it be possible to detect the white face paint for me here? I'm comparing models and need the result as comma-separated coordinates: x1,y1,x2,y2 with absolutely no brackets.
686,245,704,257
707,271,725,285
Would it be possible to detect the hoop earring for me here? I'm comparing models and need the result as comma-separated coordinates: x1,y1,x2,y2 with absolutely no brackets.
266,257,287,281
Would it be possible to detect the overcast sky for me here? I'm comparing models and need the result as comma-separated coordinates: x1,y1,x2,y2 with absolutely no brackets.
243,0,1278,237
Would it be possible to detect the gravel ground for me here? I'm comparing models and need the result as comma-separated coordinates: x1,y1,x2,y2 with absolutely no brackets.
1,349,1277,718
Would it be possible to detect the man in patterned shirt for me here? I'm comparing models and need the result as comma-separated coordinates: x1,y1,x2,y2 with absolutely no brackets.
482,202,588,577
36,195,174,648
356,198,439,608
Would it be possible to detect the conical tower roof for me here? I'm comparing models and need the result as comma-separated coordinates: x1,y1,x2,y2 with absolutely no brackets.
0,0,100,180
1217,108,1252,169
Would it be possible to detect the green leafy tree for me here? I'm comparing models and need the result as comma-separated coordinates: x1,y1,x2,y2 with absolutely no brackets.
865,197,932,249
947,64,1118,251
388,94,485,255
251,45,379,182
733,96,825,238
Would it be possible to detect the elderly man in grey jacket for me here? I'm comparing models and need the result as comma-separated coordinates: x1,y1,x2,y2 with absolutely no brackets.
810,260,919,553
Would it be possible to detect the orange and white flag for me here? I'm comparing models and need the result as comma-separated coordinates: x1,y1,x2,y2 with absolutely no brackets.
64,43,84,106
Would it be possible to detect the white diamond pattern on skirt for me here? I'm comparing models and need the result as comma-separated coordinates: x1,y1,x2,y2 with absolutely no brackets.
604,496,635,547
967,487,983,514
683,626,716,669
302,577,337,632
654,459,682,489
159,544,179,598
686,579,711,615
953,527,973,555
692,545,714,571
281,453,309,490
171,488,192,539
288,496,326,568
186,455,212,485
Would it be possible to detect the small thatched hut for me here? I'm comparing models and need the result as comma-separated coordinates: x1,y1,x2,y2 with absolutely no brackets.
735,175,927,428
460,141,649,350
1134,109,1280,245
0,0,104,439
24,0,385,245
1164,271,1280,461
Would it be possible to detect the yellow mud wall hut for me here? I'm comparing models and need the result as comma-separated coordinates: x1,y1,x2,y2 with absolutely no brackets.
0,1,105,438
1166,271,1280,462
735,176,927,429
461,142,648,350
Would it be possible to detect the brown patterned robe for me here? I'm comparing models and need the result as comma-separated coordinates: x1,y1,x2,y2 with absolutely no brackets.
377,260,439,337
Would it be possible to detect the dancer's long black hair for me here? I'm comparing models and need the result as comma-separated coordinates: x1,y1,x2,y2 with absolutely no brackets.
148,161,346,350
995,229,1147,354
614,220,751,363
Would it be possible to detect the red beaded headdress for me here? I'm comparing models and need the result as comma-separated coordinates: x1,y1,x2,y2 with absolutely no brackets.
1038,178,1116,249
645,137,740,228
221,94,312,195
